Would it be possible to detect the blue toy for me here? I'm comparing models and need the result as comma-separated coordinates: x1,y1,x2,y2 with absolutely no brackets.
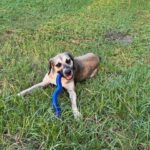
52,73,63,117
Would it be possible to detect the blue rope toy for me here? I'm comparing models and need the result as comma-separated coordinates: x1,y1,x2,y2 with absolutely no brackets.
51,73,63,117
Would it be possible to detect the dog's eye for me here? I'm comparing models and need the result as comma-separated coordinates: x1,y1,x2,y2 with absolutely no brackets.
56,63,62,68
66,59,71,64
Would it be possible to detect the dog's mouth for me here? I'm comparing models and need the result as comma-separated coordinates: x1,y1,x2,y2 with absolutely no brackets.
64,70,73,80
65,74,73,80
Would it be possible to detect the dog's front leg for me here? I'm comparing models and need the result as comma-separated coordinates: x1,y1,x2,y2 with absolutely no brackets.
67,89,82,119
18,73,51,96
17,82,48,96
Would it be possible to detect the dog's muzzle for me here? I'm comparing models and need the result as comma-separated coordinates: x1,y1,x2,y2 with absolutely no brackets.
63,67,73,80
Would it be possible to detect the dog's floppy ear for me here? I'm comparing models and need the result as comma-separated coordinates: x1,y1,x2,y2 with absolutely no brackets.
48,59,54,74
65,52,74,61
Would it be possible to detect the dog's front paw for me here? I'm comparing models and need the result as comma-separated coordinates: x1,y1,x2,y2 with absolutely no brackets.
73,111,82,120
17,93,22,96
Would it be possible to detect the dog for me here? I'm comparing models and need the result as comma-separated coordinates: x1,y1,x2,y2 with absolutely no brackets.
18,52,100,119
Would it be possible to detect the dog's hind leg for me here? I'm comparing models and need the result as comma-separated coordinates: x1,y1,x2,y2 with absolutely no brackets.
90,68,98,77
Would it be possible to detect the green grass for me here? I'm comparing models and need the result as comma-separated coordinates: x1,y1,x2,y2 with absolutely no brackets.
0,0,150,149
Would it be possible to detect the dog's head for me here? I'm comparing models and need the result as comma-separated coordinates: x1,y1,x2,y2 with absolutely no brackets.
48,52,74,80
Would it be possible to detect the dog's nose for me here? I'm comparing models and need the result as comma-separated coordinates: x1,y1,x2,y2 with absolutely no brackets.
65,70,71,76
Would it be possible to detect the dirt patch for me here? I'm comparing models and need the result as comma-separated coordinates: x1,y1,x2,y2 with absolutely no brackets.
0,29,16,44
104,31,133,44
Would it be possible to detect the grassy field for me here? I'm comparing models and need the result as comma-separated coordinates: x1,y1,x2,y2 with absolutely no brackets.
0,0,150,149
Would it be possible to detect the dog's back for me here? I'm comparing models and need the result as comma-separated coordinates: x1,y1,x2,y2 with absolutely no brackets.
74,53,100,81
